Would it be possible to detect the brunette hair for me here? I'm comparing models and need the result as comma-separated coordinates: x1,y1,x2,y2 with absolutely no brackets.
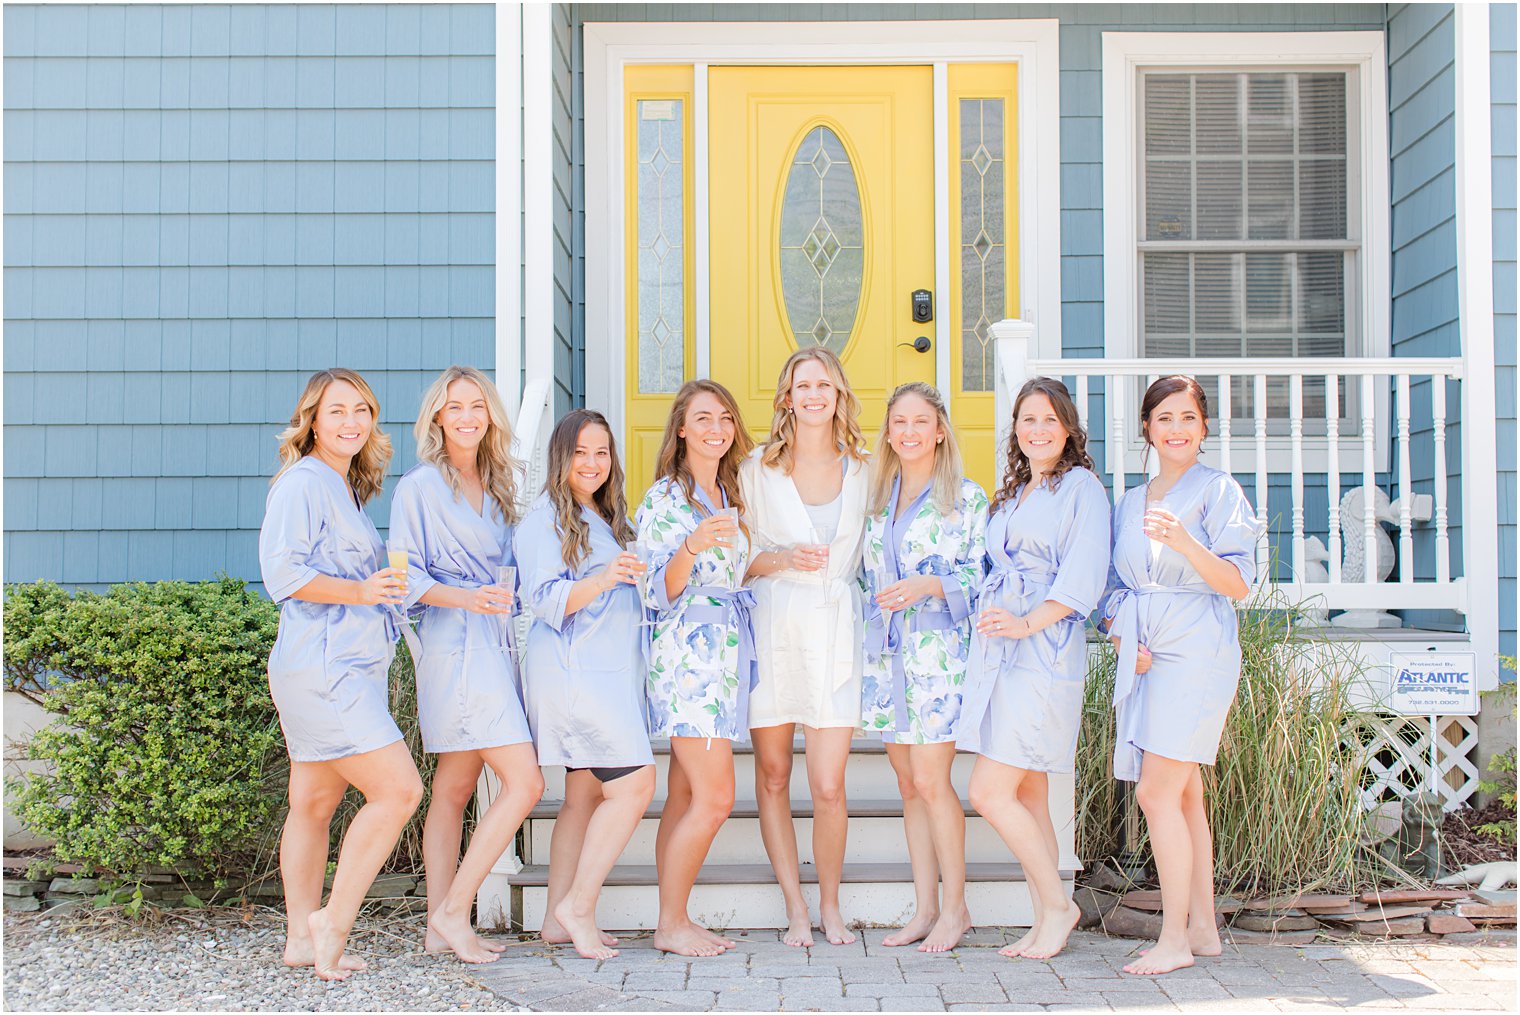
867,382,964,517
759,347,867,473
273,368,392,504
545,409,635,568
652,379,754,525
991,376,1094,513
1140,375,1210,469
413,365,521,524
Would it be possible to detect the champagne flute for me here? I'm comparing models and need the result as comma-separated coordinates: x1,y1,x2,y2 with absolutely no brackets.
633,544,656,626
810,524,836,587
871,564,897,658
495,565,517,615
386,539,409,596
716,506,741,589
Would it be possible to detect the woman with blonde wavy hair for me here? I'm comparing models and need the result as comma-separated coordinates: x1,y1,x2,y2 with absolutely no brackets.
739,347,869,948
859,382,989,952
388,366,543,963
515,409,655,961
258,368,421,981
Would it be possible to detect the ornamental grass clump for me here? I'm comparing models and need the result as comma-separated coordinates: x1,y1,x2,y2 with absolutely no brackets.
1076,586,1385,896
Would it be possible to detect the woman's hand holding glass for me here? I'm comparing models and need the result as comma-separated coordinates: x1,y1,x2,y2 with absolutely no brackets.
875,575,938,612
686,512,738,554
359,567,406,606
464,584,514,615
601,550,647,591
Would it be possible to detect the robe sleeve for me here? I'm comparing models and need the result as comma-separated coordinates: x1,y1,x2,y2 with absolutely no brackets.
1202,472,1261,588
259,467,325,604
1097,488,1130,632
636,480,692,614
387,476,437,617
515,508,576,632
938,482,988,623
1047,473,1112,620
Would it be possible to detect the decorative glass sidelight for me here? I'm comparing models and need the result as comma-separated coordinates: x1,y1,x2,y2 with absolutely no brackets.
636,98,685,394
778,125,864,355
959,98,1006,393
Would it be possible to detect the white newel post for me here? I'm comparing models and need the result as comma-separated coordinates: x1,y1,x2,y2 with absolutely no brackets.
991,319,1036,458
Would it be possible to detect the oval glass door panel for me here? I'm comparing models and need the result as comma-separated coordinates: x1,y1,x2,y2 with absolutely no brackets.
778,125,864,355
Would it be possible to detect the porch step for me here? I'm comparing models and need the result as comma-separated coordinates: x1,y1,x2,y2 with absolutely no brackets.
508,861,1062,887
525,797,974,821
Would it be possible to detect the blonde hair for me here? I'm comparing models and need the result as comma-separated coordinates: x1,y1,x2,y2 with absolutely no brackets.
759,348,867,473
274,368,392,504
413,366,521,524
653,380,754,529
867,382,964,517
546,410,635,569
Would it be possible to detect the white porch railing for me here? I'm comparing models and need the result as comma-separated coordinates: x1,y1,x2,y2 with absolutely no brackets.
991,320,1469,618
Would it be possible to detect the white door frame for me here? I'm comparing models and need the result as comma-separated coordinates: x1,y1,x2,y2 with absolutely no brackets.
581,19,1063,440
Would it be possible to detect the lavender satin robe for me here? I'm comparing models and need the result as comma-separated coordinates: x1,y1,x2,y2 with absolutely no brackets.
389,463,532,754
258,455,402,762
957,468,1111,773
1101,463,1260,782
515,496,655,768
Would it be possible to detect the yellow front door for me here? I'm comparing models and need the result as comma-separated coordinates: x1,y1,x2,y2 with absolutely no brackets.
708,66,937,448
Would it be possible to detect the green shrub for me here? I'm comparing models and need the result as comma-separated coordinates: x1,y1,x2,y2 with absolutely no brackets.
5,578,284,882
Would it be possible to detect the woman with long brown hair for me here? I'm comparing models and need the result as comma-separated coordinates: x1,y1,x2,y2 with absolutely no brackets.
739,347,870,948
388,366,543,963
959,377,1111,961
515,409,656,961
1100,376,1258,975
636,379,756,957
258,368,422,980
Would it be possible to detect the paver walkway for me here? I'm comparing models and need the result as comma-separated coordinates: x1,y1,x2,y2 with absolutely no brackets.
467,927,1516,1012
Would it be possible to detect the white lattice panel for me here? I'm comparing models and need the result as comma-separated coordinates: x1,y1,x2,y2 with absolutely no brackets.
1347,714,1480,814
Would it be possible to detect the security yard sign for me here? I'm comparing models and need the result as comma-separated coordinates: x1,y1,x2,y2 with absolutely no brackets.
1388,651,1479,716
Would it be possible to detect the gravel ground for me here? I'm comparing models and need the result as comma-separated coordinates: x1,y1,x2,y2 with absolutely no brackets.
2,905,523,1012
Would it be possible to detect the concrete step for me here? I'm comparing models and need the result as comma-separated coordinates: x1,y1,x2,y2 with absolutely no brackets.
523,799,1012,865
491,862,1070,932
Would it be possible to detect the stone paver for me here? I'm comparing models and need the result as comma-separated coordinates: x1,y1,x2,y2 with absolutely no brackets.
467,928,1516,1012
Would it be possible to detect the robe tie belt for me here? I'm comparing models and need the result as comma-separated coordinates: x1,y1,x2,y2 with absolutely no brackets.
977,566,1059,671
1107,584,1220,781
865,606,956,732
681,584,759,736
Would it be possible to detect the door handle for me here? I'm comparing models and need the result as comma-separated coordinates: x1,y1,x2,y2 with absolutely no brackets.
898,336,932,354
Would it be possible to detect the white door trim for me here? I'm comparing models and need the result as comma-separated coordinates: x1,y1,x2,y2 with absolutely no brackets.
492,2,523,413
582,19,1063,440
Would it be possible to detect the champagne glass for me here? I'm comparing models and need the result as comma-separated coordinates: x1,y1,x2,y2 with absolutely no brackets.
495,565,517,615
633,544,656,626
871,564,897,658
810,524,836,587
716,507,741,589
386,540,409,595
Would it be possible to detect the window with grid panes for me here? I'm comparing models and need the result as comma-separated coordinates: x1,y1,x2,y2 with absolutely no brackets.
1140,71,1356,421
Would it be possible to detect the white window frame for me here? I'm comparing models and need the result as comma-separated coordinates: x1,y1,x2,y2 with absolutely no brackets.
1102,31,1391,471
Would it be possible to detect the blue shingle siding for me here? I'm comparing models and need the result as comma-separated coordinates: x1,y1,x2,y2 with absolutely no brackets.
3,3,495,587
1494,1,1517,662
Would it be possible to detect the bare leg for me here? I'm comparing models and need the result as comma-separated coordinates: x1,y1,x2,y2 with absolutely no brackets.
753,724,812,947
659,750,733,949
1123,754,1196,976
308,742,423,980
1181,767,1221,956
429,743,543,963
1007,771,1055,956
804,726,856,945
652,738,735,958
553,766,657,959
968,757,1078,961
423,752,502,954
280,761,367,972
913,743,970,953
542,772,617,947
880,743,939,947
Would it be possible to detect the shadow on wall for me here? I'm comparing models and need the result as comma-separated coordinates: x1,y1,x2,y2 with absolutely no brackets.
4,691,56,850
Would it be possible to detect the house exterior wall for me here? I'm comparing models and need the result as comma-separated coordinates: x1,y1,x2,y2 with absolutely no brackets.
1492,1,1517,665
2,3,496,587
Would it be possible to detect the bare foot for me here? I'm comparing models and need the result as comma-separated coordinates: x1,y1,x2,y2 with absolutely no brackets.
425,925,507,955
782,910,815,948
306,908,352,981
283,937,368,972
541,912,618,948
1189,922,1222,956
1124,939,1194,975
919,907,972,953
653,922,726,957
553,898,619,961
427,907,501,964
695,925,738,950
1018,901,1080,960
999,921,1039,959
820,906,856,946
881,909,938,947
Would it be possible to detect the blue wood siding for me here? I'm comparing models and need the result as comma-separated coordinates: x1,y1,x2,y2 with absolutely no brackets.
3,3,495,587
1494,1,1517,661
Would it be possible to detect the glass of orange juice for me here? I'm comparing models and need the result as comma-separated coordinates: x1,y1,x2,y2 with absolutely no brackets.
386,541,409,592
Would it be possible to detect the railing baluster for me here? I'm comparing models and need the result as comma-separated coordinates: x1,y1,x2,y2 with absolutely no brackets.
1254,374,1270,580
1432,374,1450,583
1217,373,1233,476
1290,374,1305,580
1111,375,1126,500
1396,374,1413,583
1361,374,1378,585
1076,374,1089,433
1326,371,1342,584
